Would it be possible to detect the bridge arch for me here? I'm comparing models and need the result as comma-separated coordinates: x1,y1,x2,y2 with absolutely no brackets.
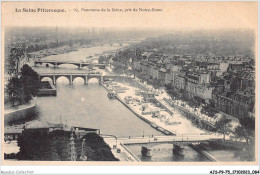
56,76,70,85
57,63,79,69
88,77,101,83
40,77,54,84
38,73,106,85
35,62,56,67
72,77,85,85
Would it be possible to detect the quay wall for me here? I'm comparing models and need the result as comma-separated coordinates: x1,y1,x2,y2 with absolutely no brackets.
120,143,141,162
189,144,217,162
4,101,37,125
37,89,56,96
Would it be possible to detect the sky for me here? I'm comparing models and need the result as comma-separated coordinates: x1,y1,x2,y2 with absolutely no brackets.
1,1,258,31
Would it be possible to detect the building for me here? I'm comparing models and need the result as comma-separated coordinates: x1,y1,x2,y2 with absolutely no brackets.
174,72,186,90
185,72,214,102
158,68,167,84
133,59,141,71
212,71,255,118
212,90,254,118
4,126,23,141
165,72,173,85
140,62,149,75
227,62,254,72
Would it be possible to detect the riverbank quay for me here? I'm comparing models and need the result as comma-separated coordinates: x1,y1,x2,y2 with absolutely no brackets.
101,81,206,136
4,99,37,125
4,98,37,115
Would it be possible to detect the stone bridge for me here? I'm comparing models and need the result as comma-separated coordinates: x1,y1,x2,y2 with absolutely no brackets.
117,134,223,147
39,73,118,85
34,60,106,69
104,134,223,157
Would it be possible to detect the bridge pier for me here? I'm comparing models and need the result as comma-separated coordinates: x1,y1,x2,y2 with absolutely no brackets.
100,74,103,83
78,63,82,69
70,75,73,85
54,62,58,68
173,144,185,156
53,75,56,85
84,75,88,85
141,146,152,157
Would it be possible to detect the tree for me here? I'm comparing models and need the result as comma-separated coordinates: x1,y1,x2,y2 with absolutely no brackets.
234,117,255,160
17,129,50,160
9,47,25,74
17,130,119,161
6,64,40,106
214,116,231,141
6,77,19,106
80,133,119,161
19,64,40,103
234,117,255,144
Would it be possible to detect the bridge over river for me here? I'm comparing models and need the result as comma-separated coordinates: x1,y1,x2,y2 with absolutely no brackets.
39,72,120,85
105,134,224,146
34,60,106,69
103,134,227,158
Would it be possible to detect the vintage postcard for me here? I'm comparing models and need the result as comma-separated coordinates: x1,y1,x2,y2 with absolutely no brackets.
1,1,258,169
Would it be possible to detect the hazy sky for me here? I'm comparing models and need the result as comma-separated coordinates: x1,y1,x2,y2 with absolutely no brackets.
2,1,258,31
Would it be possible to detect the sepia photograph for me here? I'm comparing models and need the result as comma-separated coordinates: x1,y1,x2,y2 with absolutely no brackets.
0,1,258,172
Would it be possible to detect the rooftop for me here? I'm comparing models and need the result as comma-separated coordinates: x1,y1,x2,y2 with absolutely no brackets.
25,120,54,129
